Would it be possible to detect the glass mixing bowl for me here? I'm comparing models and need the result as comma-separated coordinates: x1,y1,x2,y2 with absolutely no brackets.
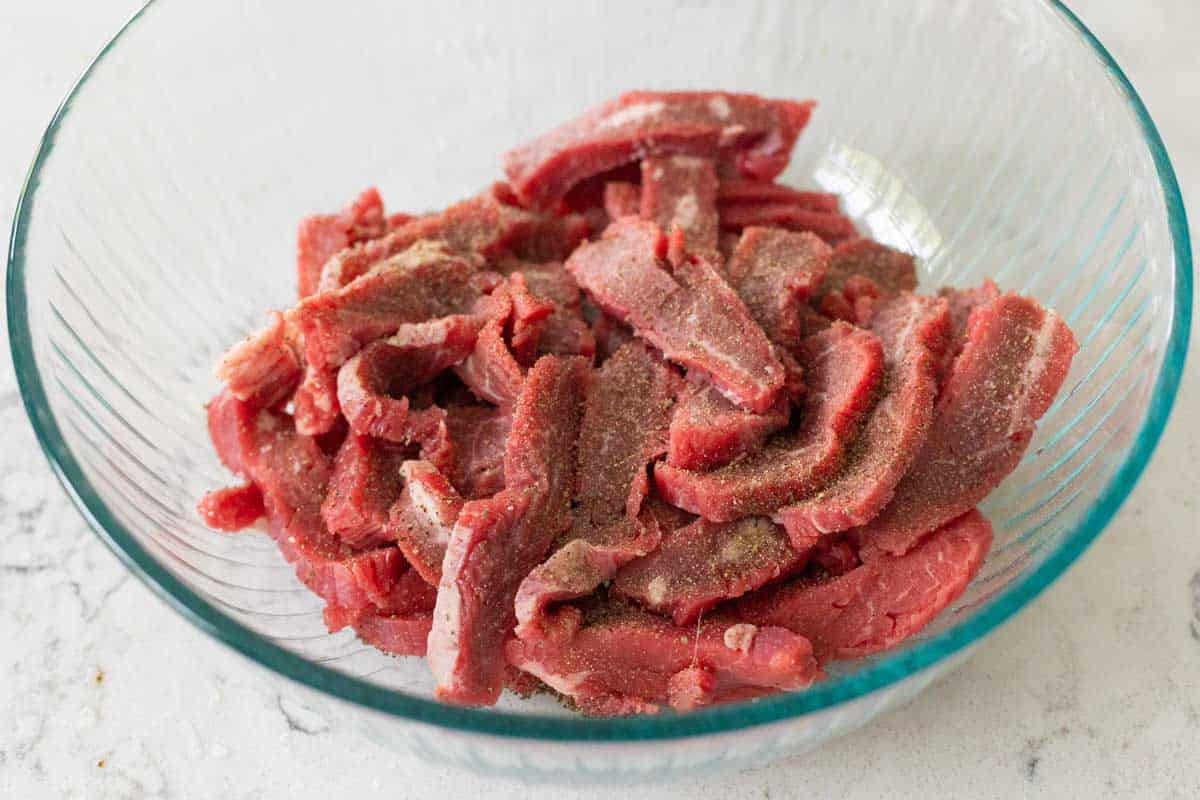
7,0,1190,784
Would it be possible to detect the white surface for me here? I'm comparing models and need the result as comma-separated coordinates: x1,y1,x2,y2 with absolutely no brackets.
1,1,1197,798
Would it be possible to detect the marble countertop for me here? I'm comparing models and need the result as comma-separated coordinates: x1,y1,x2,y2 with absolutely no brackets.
1,2,1196,798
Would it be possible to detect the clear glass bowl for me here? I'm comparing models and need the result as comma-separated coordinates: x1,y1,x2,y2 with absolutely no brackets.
7,0,1190,784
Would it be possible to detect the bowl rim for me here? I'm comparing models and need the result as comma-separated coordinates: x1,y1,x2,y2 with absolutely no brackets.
7,0,1192,742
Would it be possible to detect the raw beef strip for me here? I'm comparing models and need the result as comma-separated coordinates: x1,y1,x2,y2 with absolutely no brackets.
666,381,790,471
444,404,512,499
854,294,1077,559
613,516,803,625
828,238,918,294
937,278,1001,381
510,210,591,262
214,312,302,409
206,391,331,527
655,322,884,521
719,202,857,244
738,509,992,661
320,434,409,549
640,155,719,263
504,91,815,207
773,294,950,549
566,217,784,413
387,460,465,585
817,274,884,326
196,483,265,532
514,343,679,639
429,356,589,705
316,189,537,292
724,227,832,349
498,271,556,365
353,611,435,657
325,568,437,633
337,311,488,441
297,187,386,298
504,598,820,714
453,318,525,407
495,262,595,362
297,242,485,370
604,181,641,219
293,364,341,436
717,180,840,213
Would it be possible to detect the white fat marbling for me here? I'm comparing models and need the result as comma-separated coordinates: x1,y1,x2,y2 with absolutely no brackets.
1,2,1197,798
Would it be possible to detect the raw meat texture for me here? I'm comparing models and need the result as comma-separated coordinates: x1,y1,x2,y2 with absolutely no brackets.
725,227,832,348
738,509,992,661
514,343,678,639
296,187,386,298
613,516,803,625
640,155,719,263
937,278,1001,381
719,202,858,245
591,313,634,362
429,356,589,705
497,272,556,366
717,180,840,213
827,238,918,295
604,181,641,219
566,217,784,413
854,294,1077,559
320,435,409,549
774,294,950,549
293,364,341,436
655,322,884,521
454,318,525,407
297,242,485,371
387,460,465,585
504,599,820,714
353,611,435,657
325,569,437,633
817,273,884,326
214,312,302,410
444,404,512,499
511,210,591,262
336,311,488,441
206,391,331,527
316,189,537,292
496,260,596,361
666,381,790,471
504,91,815,207
196,483,264,532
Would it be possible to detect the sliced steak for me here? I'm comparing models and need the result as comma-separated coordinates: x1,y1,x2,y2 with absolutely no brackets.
352,611,435,657
774,294,950,549
496,261,596,362
504,91,815,207
655,322,884,521
429,356,589,705
640,155,719,263
453,317,525,407
854,294,1077,559
214,312,303,410
504,598,820,714
666,381,789,471
719,202,857,245
828,238,919,295
316,189,537,292
738,509,992,661
387,460,465,585
725,227,831,349
717,180,840,212
320,434,410,549
514,343,678,639
293,364,341,436
937,278,1001,381
443,404,512,499
336,311,488,441
566,217,784,413
297,242,485,371
297,187,386,298
510,210,591,262
613,516,803,625
196,483,265,532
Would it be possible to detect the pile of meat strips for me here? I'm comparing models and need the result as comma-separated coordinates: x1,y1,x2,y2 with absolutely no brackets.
200,91,1078,715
